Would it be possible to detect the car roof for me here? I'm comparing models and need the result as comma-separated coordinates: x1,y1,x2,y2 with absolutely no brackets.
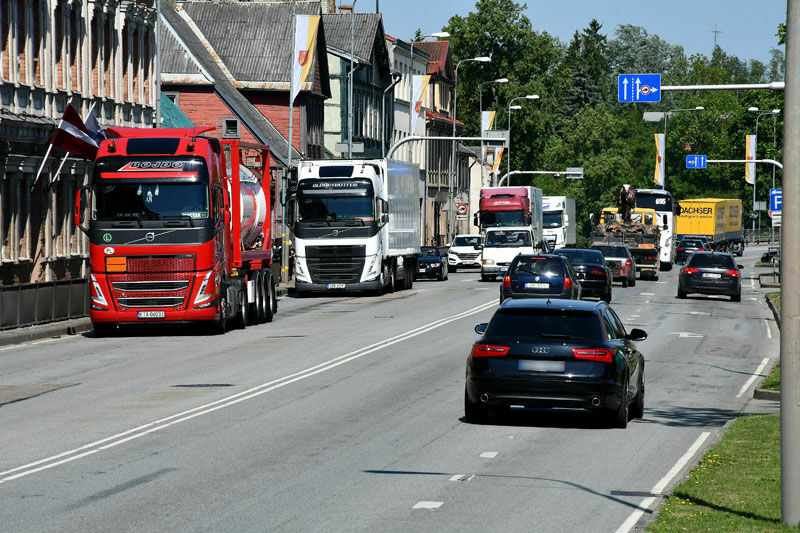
454,234,481,238
514,253,564,260
691,251,733,258
555,248,602,255
499,298,604,312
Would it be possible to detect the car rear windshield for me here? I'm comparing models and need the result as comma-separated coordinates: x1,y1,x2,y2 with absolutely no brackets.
593,245,627,257
555,249,604,266
679,239,704,248
510,257,564,276
486,308,603,342
688,254,736,269
421,247,441,256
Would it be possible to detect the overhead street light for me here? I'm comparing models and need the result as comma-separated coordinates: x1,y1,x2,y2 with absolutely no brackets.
507,94,540,177
478,77,509,187
449,55,491,245
408,31,451,158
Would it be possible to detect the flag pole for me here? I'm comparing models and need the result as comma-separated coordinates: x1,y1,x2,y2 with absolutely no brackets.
32,143,55,191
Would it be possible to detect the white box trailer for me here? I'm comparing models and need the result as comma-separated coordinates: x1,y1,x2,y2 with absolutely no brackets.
293,159,421,294
542,196,576,248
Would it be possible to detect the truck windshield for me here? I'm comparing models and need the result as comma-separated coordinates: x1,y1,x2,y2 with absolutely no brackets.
485,230,531,248
543,211,563,228
297,196,374,223
481,210,525,227
92,181,210,221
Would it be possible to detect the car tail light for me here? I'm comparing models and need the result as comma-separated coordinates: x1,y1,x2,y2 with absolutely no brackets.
572,348,614,363
563,277,573,290
725,269,740,277
625,259,632,267
590,267,606,277
503,275,511,288
684,267,698,274
698,248,705,251
677,247,684,252
472,344,510,358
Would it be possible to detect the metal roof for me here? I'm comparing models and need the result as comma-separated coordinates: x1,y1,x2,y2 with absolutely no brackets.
414,41,453,81
161,4,300,165
322,13,381,64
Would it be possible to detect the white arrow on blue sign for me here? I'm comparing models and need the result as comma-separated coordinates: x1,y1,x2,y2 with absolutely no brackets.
770,188,782,212
686,155,707,169
618,74,662,103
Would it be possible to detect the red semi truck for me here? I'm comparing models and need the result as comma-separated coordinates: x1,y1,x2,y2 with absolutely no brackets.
75,127,278,336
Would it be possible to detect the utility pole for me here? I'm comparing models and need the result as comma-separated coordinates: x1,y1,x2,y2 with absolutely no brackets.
781,0,800,525
283,0,297,285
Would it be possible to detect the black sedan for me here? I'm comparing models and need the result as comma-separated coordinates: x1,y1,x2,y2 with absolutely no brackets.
676,237,708,264
677,251,742,301
465,298,646,428
499,254,581,304
416,246,449,281
555,248,612,302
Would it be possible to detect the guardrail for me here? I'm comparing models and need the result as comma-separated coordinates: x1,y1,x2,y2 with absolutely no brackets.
0,279,88,331
745,228,780,244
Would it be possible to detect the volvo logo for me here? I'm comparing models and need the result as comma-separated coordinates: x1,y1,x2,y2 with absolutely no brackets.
145,232,155,242
531,346,550,354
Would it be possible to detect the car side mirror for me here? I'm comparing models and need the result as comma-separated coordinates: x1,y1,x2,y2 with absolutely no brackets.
737,264,744,269
474,323,488,335
626,328,647,342
73,185,90,235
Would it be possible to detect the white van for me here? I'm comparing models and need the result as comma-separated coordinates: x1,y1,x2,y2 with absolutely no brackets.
480,227,544,281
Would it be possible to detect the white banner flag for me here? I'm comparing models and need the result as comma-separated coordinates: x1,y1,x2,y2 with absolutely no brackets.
654,133,665,186
291,15,320,104
745,134,756,185
410,75,430,134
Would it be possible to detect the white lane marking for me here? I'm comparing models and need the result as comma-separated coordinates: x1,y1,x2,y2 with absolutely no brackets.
479,452,498,459
750,277,756,289
629,314,640,318
689,311,710,316
0,299,498,485
449,474,475,482
656,281,668,284
765,320,772,339
736,357,771,398
640,292,655,296
615,432,711,533
413,501,443,510
636,307,642,312
0,334,80,352
668,332,704,338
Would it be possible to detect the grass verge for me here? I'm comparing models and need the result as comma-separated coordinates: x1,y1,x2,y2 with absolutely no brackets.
647,414,796,532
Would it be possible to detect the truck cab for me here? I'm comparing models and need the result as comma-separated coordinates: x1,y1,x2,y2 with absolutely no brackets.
474,186,546,250
542,196,576,249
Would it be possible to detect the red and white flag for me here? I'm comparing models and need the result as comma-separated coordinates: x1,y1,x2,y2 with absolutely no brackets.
52,103,100,159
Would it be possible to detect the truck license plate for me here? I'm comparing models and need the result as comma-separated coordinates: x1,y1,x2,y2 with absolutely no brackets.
326,283,346,289
137,311,165,319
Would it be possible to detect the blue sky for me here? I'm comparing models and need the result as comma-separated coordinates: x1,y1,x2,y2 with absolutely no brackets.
369,0,785,66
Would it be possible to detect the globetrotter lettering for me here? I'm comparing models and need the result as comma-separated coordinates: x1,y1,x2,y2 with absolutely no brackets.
310,182,362,189
118,161,184,171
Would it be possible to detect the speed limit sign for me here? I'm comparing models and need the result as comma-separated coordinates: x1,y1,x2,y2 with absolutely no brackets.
456,203,467,215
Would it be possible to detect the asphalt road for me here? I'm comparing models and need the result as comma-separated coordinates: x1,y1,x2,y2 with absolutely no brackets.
0,246,778,532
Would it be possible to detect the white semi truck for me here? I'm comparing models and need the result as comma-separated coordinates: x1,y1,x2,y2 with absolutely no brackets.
635,188,678,270
542,196,576,249
292,159,421,294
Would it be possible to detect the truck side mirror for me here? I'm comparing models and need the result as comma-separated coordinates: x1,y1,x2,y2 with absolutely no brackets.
563,215,569,223
381,213,389,224
473,213,479,227
525,215,532,225
73,186,90,235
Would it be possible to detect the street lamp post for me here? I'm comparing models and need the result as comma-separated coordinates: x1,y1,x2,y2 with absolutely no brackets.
408,32,449,160
478,77,508,187
748,107,781,238
449,56,490,244
662,106,704,190
507,94,539,178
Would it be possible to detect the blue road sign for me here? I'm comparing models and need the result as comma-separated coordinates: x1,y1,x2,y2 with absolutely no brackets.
618,74,661,103
686,155,707,169
770,188,782,212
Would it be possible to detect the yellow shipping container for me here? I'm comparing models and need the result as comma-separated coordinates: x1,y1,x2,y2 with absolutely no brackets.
676,198,742,243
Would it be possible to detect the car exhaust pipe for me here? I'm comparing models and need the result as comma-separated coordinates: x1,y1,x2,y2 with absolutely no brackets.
591,396,602,407
479,393,490,403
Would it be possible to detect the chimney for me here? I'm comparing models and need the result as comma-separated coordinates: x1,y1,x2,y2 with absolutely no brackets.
339,4,353,13
322,0,336,13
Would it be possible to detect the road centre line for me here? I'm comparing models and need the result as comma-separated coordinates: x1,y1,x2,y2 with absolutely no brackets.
751,277,756,289
735,357,771,398
765,320,772,339
615,431,711,533
413,501,443,509
640,292,655,296
479,452,498,458
0,299,497,486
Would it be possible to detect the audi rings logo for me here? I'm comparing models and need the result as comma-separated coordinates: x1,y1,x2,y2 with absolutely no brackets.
145,232,155,242
531,346,550,354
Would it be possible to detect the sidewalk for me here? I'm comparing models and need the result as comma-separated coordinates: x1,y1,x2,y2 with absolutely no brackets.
0,278,295,349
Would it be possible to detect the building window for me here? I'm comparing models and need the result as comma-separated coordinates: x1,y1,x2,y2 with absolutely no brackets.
163,92,179,105
222,117,240,139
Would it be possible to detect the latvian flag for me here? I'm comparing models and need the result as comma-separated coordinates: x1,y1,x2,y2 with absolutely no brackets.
51,103,103,160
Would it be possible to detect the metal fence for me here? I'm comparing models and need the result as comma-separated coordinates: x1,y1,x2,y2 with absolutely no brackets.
0,278,89,331
745,228,781,245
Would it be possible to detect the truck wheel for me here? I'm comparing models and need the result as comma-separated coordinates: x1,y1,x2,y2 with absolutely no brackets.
93,323,117,338
235,285,248,329
263,273,275,323
251,272,264,325
213,291,229,334
270,276,278,315
386,265,395,293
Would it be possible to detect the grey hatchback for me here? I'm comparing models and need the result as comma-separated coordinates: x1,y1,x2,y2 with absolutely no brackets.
592,244,636,287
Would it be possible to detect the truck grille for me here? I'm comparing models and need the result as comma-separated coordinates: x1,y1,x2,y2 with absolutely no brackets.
305,245,366,284
106,255,196,309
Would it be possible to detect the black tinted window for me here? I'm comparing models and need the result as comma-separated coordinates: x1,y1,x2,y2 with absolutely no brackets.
679,239,704,248
556,249,604,266
593,246,628,257
486,308,603,342
510,257,564,276
688,254,736,269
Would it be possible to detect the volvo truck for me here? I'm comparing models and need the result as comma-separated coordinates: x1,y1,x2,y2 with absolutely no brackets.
542,196,576,249
78,127,278,336
474,186,546,249
292,159,421,294
636,188,678,270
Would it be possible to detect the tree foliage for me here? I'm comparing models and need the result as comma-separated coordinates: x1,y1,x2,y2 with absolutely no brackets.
440,0,785,232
